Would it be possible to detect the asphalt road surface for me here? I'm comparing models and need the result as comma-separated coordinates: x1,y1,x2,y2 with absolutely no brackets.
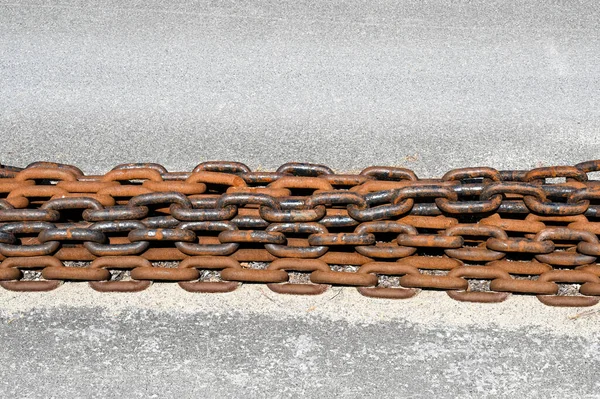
1,0,600,397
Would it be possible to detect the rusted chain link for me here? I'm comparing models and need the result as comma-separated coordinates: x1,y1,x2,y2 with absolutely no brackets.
2,160,600,307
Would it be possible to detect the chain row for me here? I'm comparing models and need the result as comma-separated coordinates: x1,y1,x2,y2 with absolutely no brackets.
2,256,600,307
1,221,600,263
4,160,600,181
3,162,600,220
3,179,600,220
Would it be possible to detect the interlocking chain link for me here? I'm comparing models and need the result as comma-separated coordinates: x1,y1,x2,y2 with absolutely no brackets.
3,160,600,307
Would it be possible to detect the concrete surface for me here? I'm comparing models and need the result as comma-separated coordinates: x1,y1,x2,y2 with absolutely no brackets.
2,0,600,176
2,0,600,397
2,285,600,398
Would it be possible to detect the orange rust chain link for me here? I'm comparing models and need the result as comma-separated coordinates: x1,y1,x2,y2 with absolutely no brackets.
3,161,600,307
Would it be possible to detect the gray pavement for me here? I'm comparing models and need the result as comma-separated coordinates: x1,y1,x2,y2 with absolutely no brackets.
2,0,600,176
0,307,598,398
2,0,600,397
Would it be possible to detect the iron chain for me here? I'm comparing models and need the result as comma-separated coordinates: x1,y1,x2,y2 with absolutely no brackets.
2,160,600,307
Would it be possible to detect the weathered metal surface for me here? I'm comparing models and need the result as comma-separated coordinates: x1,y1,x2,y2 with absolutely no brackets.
3,160,600,306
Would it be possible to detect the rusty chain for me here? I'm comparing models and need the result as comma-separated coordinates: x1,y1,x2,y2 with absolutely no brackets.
2,160,600,306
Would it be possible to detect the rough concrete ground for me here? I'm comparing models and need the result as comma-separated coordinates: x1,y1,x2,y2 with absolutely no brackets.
2,286,600,398
2,0,600,397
